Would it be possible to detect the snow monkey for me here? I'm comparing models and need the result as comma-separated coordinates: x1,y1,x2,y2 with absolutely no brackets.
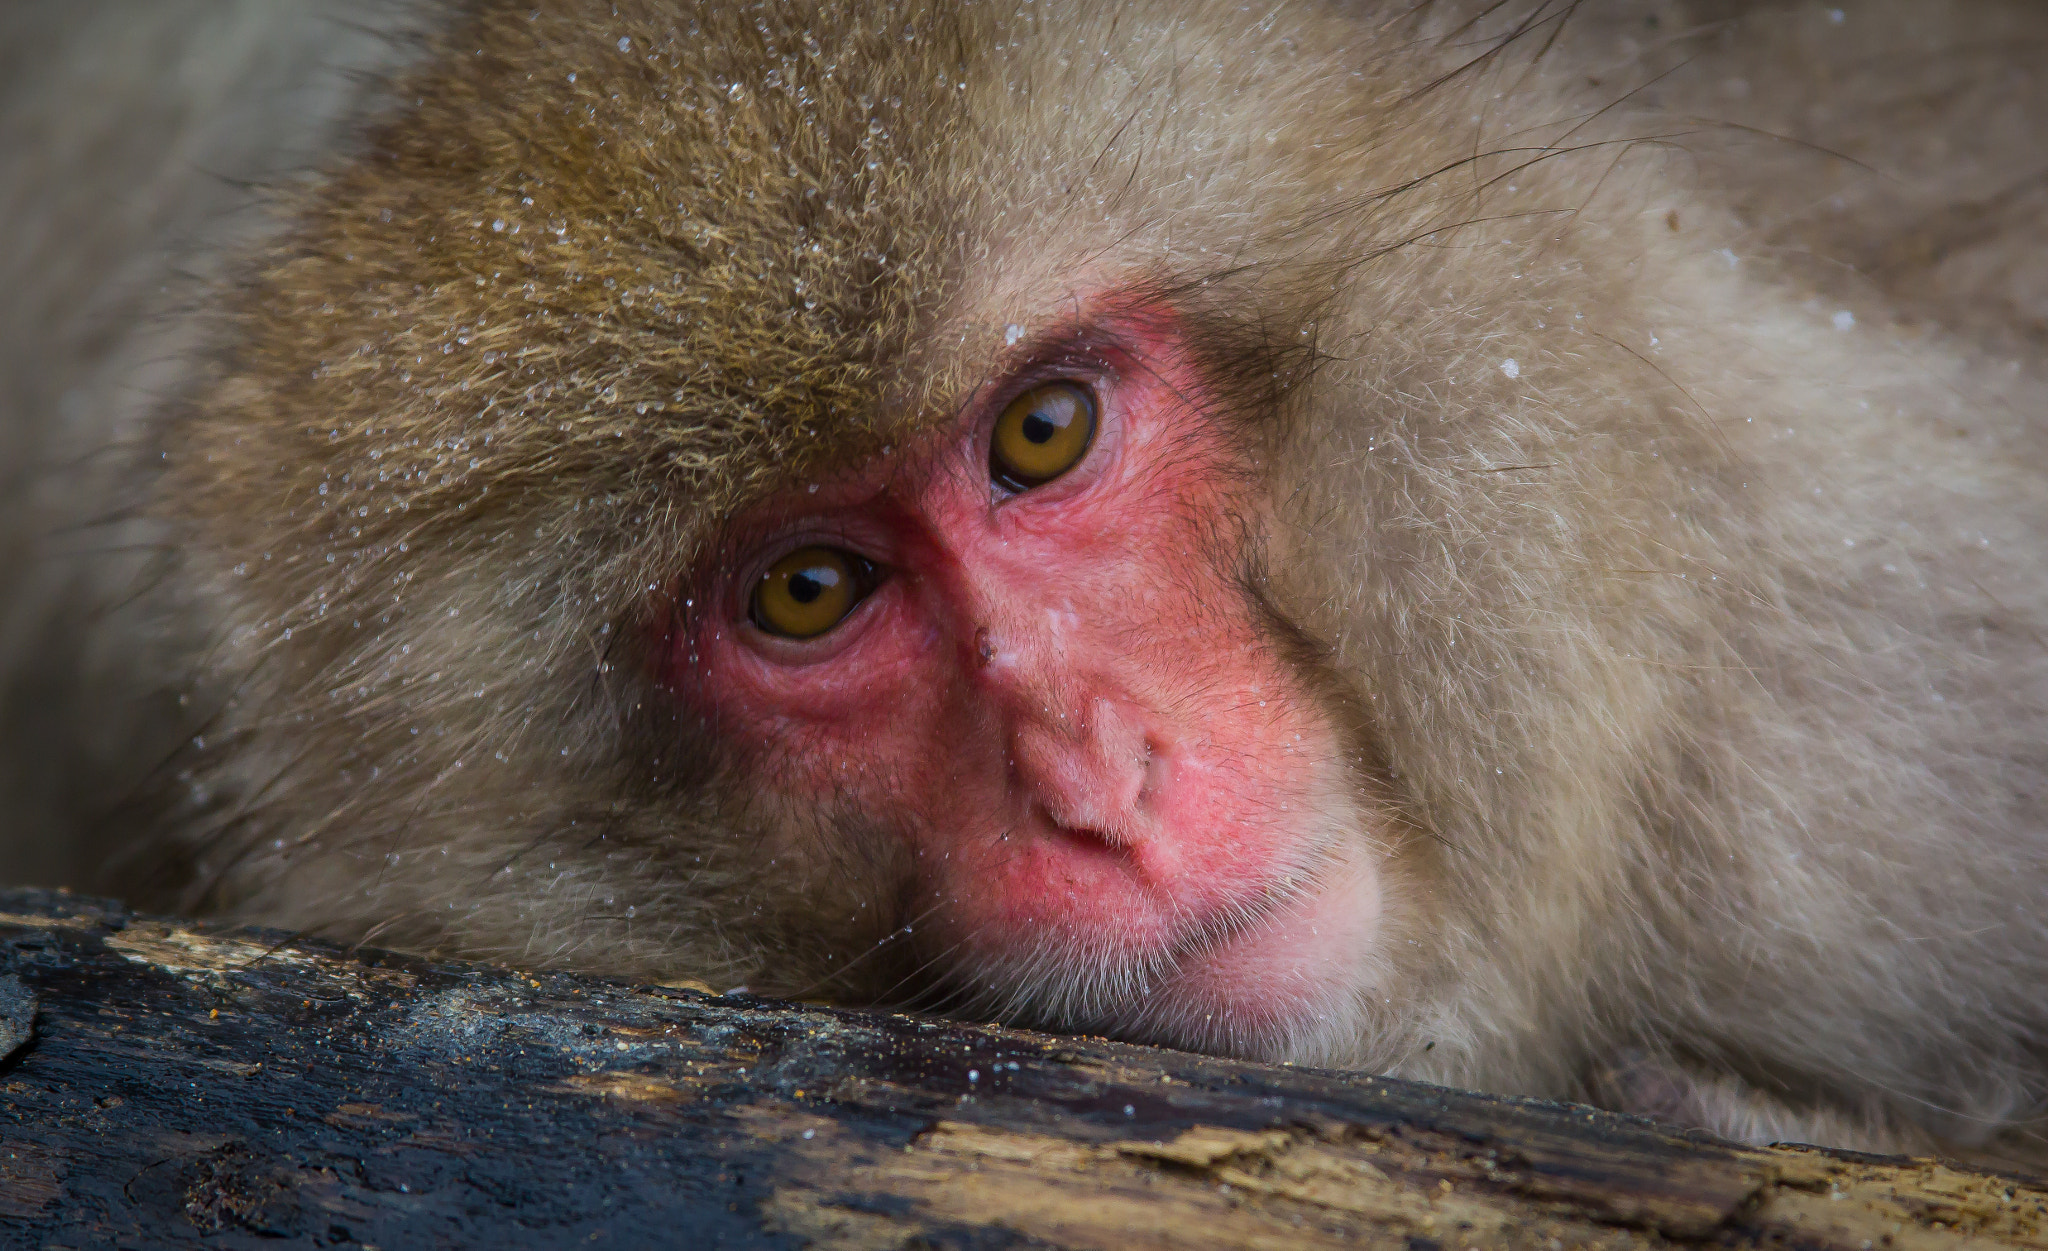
5,0,2048,1162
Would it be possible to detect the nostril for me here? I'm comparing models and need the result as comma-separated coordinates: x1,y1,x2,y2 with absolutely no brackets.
1010,699,1161,843
1136,735,1164,803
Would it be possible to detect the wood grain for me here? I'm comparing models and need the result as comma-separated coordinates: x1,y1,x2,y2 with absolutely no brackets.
3,889,2043,1249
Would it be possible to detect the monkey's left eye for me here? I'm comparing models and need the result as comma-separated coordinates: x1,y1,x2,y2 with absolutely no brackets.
751,546,875,640
990,381,1096,492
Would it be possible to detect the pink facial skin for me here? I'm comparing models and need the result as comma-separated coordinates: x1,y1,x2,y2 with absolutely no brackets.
670,307,1383,1057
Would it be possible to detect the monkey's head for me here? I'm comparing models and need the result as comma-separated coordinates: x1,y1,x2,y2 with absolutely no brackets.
150,0,1684,1070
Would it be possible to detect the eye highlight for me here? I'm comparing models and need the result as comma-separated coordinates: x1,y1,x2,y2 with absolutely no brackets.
990,381,1096,492
751,546,871,639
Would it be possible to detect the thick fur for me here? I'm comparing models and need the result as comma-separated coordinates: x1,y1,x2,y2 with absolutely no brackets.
5,0,2047,1162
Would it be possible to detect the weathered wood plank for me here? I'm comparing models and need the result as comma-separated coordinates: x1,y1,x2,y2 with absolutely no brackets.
2,888,2043,1249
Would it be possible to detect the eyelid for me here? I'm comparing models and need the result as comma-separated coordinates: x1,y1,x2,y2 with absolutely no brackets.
745,541,881,594
738,518,881,583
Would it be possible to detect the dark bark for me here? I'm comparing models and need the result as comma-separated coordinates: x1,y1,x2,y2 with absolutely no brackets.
3,889,2044,1249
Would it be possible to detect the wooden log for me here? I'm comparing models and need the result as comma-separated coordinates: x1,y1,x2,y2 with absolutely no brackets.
2,888,2044,1249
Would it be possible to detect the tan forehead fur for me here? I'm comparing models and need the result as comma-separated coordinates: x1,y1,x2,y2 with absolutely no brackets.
169,0,1480,622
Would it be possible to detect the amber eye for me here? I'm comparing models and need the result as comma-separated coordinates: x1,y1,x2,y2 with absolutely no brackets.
990,381,1096,492
751,546,869,639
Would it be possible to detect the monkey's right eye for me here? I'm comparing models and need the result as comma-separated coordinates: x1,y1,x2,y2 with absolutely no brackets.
750,546,873,639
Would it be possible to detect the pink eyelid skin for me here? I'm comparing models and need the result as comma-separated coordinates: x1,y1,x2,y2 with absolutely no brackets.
724,352,1129,668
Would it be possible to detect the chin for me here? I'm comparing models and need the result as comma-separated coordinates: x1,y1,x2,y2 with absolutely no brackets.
931,790,1399,1067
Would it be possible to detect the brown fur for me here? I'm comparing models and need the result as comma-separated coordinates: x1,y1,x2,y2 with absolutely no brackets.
7,0,2048,1161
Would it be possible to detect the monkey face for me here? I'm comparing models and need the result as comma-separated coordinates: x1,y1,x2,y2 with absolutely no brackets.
668,308,1391,1056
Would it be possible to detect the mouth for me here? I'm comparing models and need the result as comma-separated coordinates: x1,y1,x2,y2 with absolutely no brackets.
921,831,1384,1062
1044,811,1140,858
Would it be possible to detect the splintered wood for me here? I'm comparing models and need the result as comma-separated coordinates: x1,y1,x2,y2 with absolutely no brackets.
2,889,2042,1248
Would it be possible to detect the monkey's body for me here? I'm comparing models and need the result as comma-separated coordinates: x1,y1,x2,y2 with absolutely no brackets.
5,0,2047,1161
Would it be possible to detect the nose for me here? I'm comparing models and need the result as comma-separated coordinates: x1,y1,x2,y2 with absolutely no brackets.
1006,690,1159,845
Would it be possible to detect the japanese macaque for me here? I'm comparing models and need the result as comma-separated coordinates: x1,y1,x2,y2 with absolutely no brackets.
5,0,2048,1162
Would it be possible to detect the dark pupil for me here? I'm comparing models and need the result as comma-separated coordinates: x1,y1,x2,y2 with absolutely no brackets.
788,567,835,604
1021,411,1058,444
